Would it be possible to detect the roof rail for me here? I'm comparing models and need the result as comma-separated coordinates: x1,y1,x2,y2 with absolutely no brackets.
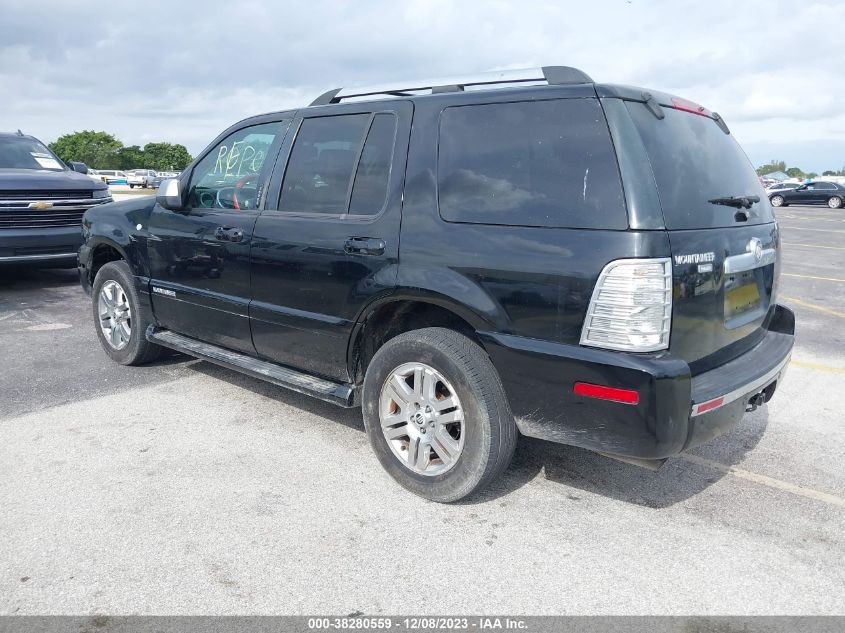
309,65,593,106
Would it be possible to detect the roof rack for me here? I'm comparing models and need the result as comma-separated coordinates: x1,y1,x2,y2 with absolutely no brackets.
309,65,593,106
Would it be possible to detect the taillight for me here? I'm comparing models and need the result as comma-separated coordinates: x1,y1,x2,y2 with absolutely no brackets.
580,258,672,352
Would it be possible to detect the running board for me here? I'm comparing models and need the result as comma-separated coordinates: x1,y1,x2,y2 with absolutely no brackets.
146,326,356,407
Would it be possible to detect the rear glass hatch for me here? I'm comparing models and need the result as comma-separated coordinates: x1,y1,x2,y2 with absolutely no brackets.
625,98,780,373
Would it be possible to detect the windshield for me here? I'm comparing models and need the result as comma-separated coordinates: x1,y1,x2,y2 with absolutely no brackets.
627,102,774,229
0,136,65,171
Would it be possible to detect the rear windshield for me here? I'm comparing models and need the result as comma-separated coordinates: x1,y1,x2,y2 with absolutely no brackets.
626,102,773,229
0,137,65,171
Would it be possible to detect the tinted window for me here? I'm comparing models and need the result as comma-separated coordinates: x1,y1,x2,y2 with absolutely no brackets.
627,102,774,229
279,114,370,214
437,99,626,229
349,113,396,215
188,122,279,210
815,182,835,190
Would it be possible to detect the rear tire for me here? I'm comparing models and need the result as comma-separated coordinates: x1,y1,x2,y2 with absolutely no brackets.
828,196,842,209
92,260,162,366
770,195,785,207
362,327,517,503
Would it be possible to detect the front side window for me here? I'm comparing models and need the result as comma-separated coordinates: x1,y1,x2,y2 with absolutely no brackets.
437,99,627,229
187,122,280,210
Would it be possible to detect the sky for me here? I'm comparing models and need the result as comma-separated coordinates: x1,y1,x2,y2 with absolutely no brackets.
1,0,844,173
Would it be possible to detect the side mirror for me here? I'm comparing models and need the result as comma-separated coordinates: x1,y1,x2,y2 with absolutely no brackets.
156,178,185,211
69,161,89,174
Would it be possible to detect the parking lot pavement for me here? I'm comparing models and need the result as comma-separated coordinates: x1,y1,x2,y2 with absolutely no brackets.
1,206,843,615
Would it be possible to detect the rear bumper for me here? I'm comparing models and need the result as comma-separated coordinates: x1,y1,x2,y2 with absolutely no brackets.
0,226,82,267
480,304,795,460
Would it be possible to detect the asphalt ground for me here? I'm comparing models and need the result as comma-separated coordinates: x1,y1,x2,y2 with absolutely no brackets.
0,204,843,615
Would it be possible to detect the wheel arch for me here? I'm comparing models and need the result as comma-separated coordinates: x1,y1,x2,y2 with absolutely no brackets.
347,291,496,384
87,238,131,285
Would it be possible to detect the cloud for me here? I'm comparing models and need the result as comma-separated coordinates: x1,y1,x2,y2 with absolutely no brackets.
1,0,844,171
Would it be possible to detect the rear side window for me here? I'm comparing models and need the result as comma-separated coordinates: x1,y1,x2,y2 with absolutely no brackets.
279,114,370,214
626,102,774,229
437,99,627,229
349,113,396,215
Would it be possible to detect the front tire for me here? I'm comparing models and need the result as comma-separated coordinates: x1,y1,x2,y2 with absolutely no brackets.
770,195,785,207
92,260,161,366
129,184,135,189
828,196,842,209
362,327,517,503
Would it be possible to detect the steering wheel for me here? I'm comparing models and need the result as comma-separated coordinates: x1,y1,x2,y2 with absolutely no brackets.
232,174,256,210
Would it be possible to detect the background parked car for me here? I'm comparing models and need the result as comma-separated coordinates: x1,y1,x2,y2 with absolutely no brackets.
95,169,128,185
765,182,799,195
769,181,845,208
86,168,107,183
127,169,161,189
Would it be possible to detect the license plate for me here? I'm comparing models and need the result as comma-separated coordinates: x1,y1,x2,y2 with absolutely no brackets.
725,273,761,318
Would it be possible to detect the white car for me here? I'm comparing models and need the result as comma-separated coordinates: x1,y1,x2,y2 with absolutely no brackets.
127,169,160,189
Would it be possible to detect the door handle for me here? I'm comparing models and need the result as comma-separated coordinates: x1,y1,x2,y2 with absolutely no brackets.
214,227,245,243
344,237,385,256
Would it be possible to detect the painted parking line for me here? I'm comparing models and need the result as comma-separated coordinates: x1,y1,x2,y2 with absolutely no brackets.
777,215,845,223
680,454,845,509
790,359,845,373
781,242,845,251
780,226,845,234
781,295,845,319
782,272,845,283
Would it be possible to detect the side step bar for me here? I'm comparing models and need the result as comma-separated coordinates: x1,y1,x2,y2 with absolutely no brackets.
146,326,356,407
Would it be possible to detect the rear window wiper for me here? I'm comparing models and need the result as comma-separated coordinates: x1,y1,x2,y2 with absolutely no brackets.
707,195,760,209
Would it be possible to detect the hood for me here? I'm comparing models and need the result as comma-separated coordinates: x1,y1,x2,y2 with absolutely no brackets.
0,168,107,192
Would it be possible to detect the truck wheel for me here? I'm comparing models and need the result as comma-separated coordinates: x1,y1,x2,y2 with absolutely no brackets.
92,260,161,366
129,184,135,189
362,327,517,502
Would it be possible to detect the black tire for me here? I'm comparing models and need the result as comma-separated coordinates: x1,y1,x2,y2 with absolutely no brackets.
129,184,135,189
362,327,517,503
91,260,162,366
828,196,842,209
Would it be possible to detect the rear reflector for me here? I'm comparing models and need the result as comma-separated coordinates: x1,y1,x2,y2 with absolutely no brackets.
691,396,725,416
573,382,639,405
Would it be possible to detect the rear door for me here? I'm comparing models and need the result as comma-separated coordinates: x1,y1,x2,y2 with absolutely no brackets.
249,101,412,381
624,100,780,372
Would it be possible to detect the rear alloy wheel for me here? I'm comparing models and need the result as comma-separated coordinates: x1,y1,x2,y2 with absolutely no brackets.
362,327,517,503
828,196,843,209
770,195,784,207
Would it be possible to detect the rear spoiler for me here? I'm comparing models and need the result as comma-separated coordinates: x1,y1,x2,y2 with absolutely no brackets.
595,83,730,134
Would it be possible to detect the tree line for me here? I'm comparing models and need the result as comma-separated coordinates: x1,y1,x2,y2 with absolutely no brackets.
756,159,845,180
48,130,193,172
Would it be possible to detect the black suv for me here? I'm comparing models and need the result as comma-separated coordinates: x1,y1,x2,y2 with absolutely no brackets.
79,67,794,502
0,132,111,267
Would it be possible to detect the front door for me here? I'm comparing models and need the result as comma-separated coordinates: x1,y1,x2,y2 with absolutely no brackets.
147,119,288,354
250,101,412,381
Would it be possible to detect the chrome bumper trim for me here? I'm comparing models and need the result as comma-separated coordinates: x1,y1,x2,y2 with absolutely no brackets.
690,352,791,417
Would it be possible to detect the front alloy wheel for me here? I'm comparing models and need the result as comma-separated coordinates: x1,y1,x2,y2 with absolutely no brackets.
98,280,131,350
828,196,843,209
379,362,465,476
